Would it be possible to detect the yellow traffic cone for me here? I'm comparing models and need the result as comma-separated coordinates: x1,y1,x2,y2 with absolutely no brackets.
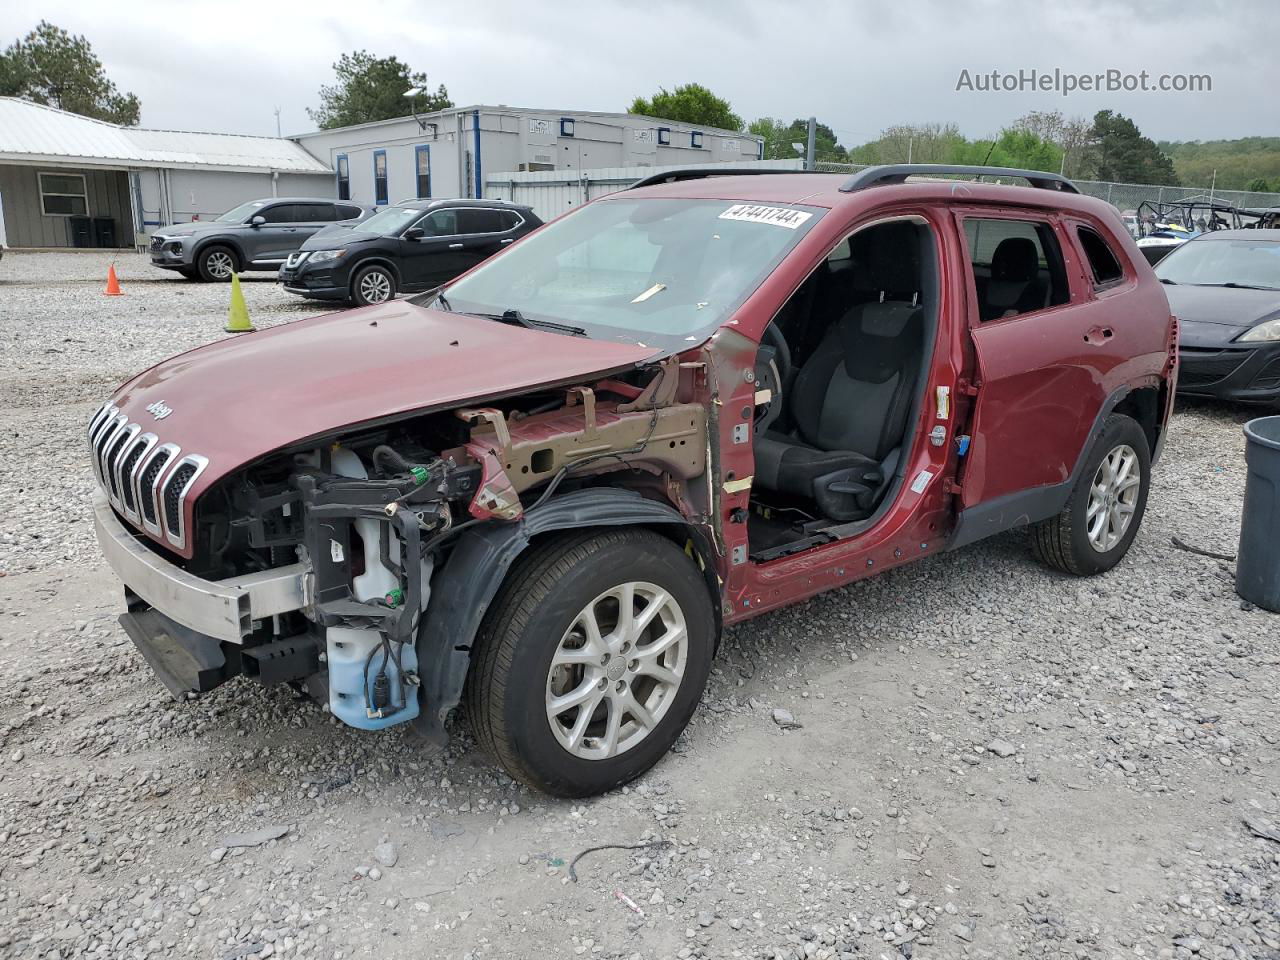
224,272,256,333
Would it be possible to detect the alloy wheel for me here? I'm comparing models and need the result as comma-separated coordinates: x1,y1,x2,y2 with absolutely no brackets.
545,581,688,760
359,270,392,303
206,250,233,279
1086,443,1141,553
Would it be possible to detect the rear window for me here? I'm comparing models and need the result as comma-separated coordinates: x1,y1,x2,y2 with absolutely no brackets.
337,204,363,221
1077,226,1125,286
963,217,1070,322
458,209,506,234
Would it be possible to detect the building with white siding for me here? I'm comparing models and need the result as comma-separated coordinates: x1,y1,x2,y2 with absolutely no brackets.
0,98,333,249
292,105,764,207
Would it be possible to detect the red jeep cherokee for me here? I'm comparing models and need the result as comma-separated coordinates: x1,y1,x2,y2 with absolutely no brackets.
89,165,1177,797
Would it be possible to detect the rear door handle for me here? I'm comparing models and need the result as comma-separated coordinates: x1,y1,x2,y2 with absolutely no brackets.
500,238,514,245
448,242,464,249
1084,325,1114,345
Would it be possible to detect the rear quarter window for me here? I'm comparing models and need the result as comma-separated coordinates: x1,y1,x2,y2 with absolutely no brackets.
1077,226,1125,286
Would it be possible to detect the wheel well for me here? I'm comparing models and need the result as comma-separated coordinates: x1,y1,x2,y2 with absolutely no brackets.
194,239,242,269
1112,386,1162,453
350,257,401,287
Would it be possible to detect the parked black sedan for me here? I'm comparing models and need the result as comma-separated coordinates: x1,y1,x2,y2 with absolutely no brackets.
1158,230,1280,405
278,199,542,306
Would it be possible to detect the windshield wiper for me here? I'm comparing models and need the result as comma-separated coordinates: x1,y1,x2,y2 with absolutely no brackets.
1158,277,1177,285
1220,282,1279,291
433,289,453,311
471,309,587,337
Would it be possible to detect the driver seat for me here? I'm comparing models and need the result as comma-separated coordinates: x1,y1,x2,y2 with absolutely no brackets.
753,300,923,522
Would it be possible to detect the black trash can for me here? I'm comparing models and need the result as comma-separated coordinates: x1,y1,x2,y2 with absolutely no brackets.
1236,415,1280,612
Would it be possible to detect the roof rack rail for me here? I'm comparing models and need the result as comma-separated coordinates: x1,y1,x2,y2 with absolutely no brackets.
839,164,1079,194
627,166,823,190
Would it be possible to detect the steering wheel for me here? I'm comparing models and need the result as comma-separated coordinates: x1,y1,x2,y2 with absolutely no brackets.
755,321,792,431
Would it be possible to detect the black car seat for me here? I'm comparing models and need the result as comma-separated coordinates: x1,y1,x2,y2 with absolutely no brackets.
753,247,924,523
982,237,1046,321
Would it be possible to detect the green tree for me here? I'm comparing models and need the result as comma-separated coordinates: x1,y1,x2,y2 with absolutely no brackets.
1090,110,1178,185
0,21,139,124
308,50,451,129
1246,177,1274,193
629,83,742,132
749,117,848,162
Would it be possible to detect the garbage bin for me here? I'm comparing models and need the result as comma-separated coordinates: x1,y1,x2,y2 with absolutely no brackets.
1236,415,1280,612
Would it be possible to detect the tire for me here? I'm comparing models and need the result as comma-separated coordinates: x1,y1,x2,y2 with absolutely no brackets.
1031,413,1151,576
466,530,717,797
351,264,396,306
195,245,237,282
177,267,199,280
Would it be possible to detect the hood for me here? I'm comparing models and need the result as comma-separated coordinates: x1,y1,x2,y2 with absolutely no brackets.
1165,283,1280,344
109,301,657,550
300,227,382,251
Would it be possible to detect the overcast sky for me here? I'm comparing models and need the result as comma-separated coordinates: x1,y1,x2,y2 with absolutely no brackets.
7,0,1275,144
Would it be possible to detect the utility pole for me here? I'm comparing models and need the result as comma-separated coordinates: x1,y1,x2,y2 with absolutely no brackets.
805,116,817,171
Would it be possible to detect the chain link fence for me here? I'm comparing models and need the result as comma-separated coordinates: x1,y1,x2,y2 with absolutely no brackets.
812,161,1278,213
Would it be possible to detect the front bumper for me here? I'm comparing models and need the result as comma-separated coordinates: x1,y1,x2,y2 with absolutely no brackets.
93,491,310,643
149,237,192,269
278,262,349,300
1177,342,1280,402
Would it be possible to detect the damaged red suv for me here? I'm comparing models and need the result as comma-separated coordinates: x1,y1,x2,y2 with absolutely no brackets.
90,165,1177,797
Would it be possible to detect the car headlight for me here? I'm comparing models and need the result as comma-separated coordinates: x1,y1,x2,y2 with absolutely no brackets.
1237,318,1280,342
307,249,345,264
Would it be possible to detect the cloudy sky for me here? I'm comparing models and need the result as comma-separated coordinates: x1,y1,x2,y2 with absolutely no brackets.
6,0,1274,144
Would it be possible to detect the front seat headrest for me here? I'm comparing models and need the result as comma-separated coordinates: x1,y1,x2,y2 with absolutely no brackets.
838,302,922,384
990,237,1039,282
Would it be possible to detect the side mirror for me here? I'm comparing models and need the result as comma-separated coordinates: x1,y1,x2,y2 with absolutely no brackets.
250,215,266,227
403,227,426,241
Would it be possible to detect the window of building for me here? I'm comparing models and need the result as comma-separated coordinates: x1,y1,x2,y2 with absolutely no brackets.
415,145,431,199
458,208,505,234
657,127,671,146
963,217,1070,322
560,117,575,137
373,150,388,205
1077,226,1125,286
336,155,350,201
690,131,703,149
39,172,88,216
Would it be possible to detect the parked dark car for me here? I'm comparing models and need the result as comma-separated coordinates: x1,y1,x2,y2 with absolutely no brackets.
1158,230,1280,404
277,198,542,306
149,199,373,281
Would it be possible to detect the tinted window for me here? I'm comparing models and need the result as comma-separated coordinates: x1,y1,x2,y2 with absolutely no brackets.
336,204,363,221
294,203,337,222
1077,226,1125,286
964,217,1070,322
259,204,297,224
500,210,523,231
458,209,505,234
419,209,458,236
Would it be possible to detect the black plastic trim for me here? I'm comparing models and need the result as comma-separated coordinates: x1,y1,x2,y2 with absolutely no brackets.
839,164,1079,194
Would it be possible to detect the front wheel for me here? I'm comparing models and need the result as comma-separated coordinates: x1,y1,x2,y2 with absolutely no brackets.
466,530,717,797
350,264,396,306
195,245,237,282
1031,413,1151,575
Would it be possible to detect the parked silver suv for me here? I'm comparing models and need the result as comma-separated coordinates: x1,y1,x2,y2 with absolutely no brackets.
149,198,373,281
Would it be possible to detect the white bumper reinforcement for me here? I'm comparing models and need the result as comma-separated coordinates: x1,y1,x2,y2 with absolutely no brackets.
93,492,310,643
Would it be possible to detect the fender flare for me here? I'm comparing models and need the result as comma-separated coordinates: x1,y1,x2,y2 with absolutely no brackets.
409,488,719,747
191,237,246,270
348,256,403,288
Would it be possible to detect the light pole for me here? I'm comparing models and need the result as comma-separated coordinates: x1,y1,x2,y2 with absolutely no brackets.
403,87,437,137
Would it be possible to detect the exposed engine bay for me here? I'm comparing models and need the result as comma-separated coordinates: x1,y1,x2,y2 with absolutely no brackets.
121,357,711,734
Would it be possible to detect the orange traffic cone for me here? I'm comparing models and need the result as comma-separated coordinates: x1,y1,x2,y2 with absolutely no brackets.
104,264,123,296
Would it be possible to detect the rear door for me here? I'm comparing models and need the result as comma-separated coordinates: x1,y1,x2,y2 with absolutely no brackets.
289,202,339,248
952,208,1111,530
248,203,305,263
451,208,520,273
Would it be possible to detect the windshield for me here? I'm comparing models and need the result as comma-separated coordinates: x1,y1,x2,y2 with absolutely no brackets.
351,206,422,236
216,200,268,223
442,197,821,346
1156,237,1280,289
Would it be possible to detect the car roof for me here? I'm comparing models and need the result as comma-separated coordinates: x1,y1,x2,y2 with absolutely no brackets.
1189,228,1280,241
620,172,1124,221
392,198,534,212
244,197,367,205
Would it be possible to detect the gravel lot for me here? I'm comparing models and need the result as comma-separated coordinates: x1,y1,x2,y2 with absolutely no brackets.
1,251,1277,960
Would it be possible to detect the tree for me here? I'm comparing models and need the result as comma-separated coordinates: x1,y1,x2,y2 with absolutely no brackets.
1011,110,1096,178
1090,110,1178,185
629,83,742,132
1246,177,1274,193
308,50,451,129
750,117,848,162
0,21,139,124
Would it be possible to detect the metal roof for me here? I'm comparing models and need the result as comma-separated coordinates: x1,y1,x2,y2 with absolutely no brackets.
0,98,331,174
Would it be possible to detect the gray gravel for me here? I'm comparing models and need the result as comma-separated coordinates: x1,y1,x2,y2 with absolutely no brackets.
1,251,1277,960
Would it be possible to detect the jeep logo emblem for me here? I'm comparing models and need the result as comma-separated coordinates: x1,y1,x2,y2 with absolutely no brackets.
145,400,173,421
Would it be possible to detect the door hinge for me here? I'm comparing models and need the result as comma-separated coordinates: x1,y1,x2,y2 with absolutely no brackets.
956,378,981,397
943,478,963,495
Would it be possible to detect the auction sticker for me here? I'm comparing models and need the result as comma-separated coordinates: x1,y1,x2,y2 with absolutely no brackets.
719,204,812,229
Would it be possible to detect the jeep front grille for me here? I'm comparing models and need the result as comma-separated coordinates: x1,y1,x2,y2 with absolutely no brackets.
87,402,208,549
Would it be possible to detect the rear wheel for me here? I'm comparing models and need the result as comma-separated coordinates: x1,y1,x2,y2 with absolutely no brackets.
466,530,717,797
1031,413,1151,575
351,264,395,306
196,245,237,282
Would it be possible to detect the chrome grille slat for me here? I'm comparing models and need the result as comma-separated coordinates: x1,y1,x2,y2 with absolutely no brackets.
119,432,157,522
161,455,208,549
138,443,178,534
95,416,129,493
